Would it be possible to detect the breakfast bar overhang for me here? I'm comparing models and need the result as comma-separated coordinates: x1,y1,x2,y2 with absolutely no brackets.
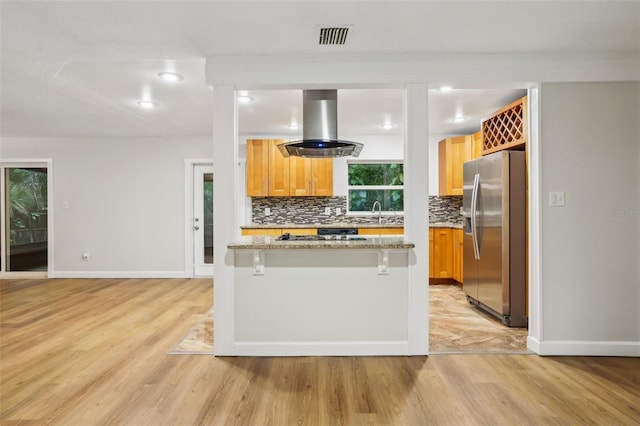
226,237,416,356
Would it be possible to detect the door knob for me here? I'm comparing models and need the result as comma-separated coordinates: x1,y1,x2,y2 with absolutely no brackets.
194,226,200,231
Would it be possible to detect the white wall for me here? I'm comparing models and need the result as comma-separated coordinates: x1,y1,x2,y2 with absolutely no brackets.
537,82,639,354
2,137,212,276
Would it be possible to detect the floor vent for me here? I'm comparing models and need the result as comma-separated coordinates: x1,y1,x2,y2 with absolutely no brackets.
317,26,352,45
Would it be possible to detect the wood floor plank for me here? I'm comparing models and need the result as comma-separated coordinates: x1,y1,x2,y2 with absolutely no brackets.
1,278,639,425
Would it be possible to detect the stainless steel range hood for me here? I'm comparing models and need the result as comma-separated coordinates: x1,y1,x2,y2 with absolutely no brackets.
277,90,363,158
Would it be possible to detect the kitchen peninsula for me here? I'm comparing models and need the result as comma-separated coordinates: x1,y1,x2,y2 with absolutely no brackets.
226,236,415,356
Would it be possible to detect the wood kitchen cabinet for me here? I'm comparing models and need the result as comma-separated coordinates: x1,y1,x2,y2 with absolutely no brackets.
438,136,468,196
439,133,485,196
429,227,464,283
246,139,333,197
358,227,403,235
246,139,290,197
433,228,453,278
452,228,464,283
289,157,333,196
429,229,435,278
246,139,272,196
470,130,483,160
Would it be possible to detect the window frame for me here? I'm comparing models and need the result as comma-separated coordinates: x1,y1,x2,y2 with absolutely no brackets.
346,160,404,216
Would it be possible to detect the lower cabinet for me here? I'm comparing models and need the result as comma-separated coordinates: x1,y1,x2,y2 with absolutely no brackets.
452,229,464,283
358,227,403,235
429,227,463,284
429,229,435,278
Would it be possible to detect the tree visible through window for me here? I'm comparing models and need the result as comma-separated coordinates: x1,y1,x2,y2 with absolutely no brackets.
348,162,403,213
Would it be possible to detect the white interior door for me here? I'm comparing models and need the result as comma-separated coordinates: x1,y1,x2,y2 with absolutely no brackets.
194,165,214,276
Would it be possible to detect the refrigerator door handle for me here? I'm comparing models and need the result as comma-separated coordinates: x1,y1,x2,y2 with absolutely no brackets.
471,173,480,260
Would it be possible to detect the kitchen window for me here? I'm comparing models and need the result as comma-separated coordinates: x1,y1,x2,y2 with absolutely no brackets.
347,161,403,214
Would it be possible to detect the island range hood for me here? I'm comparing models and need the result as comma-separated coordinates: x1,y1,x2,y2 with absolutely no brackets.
277,90,363,158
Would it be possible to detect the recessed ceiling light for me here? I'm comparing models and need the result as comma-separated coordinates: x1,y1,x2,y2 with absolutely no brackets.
137,100,159,109
450,115,467,123
439,86,453,93
158,72,183,82
237,95,254,104
287,122,300,130
381,123,396,130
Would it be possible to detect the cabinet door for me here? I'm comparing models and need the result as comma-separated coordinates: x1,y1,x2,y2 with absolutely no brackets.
281,228,316,235
471,131,483,160
452,229,464,283
289,157,333,196
246,139,269,196
312,158,333,196
268,139,290,196
429,229,435,279
359,227,403,235
446,136,466,196
438,136,467,196
289,157,312,196
434,228,453,278
242,228,282,236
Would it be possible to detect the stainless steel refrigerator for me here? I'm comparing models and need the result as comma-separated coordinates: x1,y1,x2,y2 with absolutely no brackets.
462,151,527,327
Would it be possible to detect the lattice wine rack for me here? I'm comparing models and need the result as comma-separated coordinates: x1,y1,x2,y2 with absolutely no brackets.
481,96,528,154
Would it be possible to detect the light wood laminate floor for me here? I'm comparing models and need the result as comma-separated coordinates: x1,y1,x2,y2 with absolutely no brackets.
1,278,639,425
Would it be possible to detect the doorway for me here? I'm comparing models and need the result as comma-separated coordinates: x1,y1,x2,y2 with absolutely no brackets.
190,163,214,277
0,161,52,277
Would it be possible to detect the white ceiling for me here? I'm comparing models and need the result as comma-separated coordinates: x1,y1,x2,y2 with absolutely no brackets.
1,1,638,139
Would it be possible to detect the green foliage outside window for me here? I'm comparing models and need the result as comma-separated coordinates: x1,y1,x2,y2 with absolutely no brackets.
7,168,48,245
347,163,404,212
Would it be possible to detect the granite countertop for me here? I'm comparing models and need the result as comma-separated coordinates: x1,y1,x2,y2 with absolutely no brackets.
430,222,464,229
241,222,462,229
240,223,404,229
228,235,415,250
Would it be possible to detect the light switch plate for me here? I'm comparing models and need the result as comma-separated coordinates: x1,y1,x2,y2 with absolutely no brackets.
549,191,565,207
265,207,271,216
324,207,331,215
336,207,341,215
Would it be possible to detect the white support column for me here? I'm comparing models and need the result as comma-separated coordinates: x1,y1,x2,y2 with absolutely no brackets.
404,84,429,355
212,85,238,355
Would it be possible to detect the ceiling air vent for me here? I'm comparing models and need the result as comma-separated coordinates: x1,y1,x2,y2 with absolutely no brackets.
317,26,352,46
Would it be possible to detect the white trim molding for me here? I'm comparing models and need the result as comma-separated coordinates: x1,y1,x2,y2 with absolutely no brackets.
233,341,410,357
50,271,189,279
528,337,640,357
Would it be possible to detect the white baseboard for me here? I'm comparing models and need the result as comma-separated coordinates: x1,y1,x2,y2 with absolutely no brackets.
231,341,410,356
528,336,640,357
50,271,189,279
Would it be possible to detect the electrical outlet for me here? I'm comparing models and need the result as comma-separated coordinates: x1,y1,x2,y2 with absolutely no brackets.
336,207,341,215
549,191,565,207
82,252,90,261
265,207,271,216
324,207,331,215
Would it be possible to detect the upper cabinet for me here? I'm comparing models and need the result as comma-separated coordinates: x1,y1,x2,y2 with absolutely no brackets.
470,130,483,160
438,135,469,196
246,139,333,197
289,157,333,196
246,139,290,196
481,95,528,155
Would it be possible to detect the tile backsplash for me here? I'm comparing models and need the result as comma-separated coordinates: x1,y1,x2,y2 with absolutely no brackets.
429,196,463,225
250,196,462,226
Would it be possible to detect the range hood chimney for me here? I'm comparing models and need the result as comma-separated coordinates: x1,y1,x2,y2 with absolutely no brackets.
277,90,363,158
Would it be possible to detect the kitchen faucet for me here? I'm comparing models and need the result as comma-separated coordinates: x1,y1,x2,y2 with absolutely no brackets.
371,200,382,224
